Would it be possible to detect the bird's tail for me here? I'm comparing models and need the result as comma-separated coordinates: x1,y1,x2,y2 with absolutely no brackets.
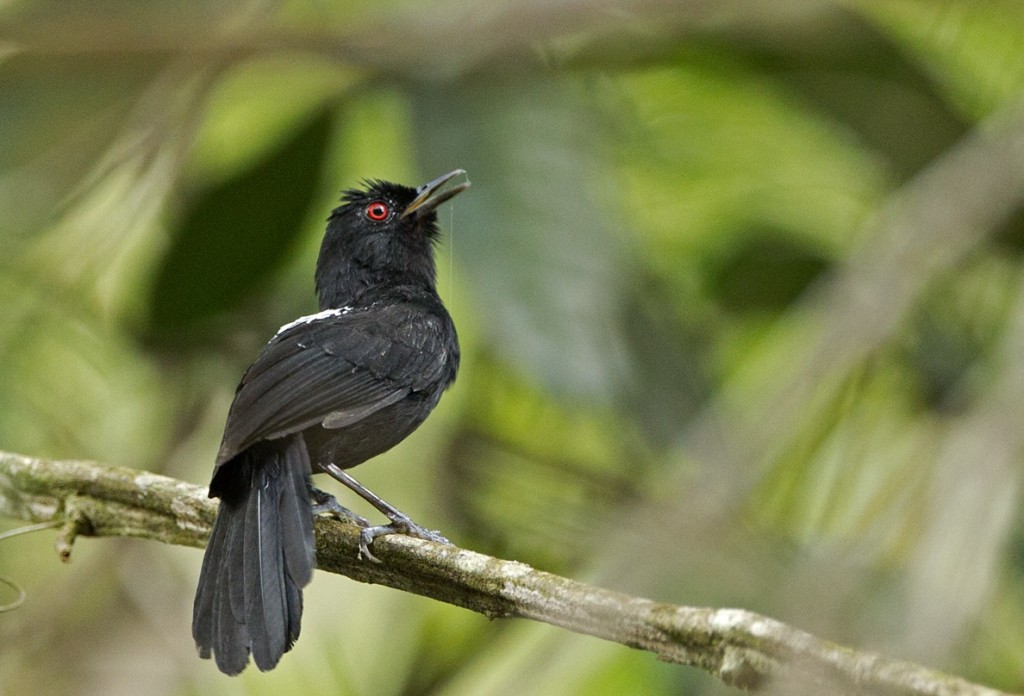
192,435,316,675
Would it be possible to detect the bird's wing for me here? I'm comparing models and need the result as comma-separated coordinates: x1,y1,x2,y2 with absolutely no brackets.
215,303,454,465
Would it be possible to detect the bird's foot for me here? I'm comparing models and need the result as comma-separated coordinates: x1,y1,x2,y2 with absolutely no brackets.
358,514,450,563
310,487,369,527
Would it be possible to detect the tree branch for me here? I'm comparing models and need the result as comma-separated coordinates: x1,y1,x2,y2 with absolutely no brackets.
0,449,1010,695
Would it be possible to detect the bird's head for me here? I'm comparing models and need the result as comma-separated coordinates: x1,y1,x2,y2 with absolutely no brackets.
316,170,470,308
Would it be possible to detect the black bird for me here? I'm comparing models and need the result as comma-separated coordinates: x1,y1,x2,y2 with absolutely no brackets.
192,169,469,675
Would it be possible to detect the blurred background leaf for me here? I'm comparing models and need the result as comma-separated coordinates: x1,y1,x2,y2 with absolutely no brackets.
2,1,1024,695
145,103,336,344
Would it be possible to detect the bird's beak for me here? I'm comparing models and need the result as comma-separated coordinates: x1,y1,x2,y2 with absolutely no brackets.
401,169,471,219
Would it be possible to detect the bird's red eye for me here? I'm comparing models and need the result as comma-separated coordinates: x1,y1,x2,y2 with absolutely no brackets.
365,201,390,221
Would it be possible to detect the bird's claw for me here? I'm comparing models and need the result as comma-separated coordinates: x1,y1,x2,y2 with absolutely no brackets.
310,487,370,527
357,515,450,563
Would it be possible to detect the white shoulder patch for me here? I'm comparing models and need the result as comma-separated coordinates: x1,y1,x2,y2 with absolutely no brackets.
275,307,351,336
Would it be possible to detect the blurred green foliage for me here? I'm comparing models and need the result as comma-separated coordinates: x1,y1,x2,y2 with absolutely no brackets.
147,104,336,342
2,1,1024,694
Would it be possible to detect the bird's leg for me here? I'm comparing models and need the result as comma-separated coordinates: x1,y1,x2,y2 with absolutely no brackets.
309,485,370,527
321,463,450,563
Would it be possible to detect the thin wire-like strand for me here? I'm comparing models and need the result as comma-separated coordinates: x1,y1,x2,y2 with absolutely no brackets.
0,519,62,543
0,520,61,612
446,170,470,313
0,575,26,612
448,200,455,309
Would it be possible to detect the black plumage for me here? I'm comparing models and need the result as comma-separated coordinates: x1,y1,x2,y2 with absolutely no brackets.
192,170,469,675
